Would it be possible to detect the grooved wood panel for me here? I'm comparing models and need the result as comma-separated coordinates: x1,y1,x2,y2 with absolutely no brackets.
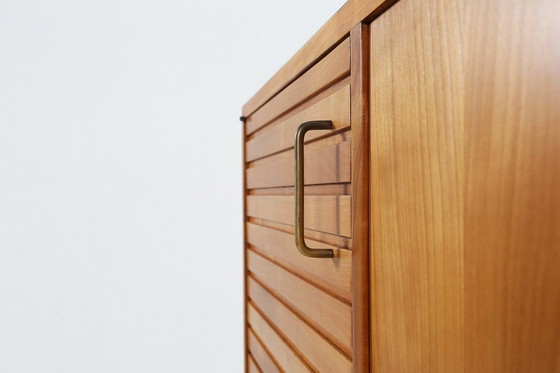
248,250,352,355
247,223,352,302
246,85,351,162
248,329,281,373
369,0,464,371
370,0,560,371
245,39,350,135
248,183,351,196
248,354,261,373
248,280,352,373
247,139,351,189
248,301,311,373
249,217,352,250
242,0,396,117
247,195,351,237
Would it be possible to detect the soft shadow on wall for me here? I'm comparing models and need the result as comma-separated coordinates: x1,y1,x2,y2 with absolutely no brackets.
0,0,344,372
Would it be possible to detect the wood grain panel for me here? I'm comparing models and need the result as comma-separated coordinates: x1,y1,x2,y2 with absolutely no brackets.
247,139,350,189
248,303,311,373
242,0,396,117
248,280,352,373
370,0,560,371
246,39,350,135
248,250,352,355
248,183,351,196
249,218,351,250
246,85,351,162
369,0,465,371
247,195,351,237
464,0,560,371
350,22,371,373
248,329,281,373
247,222,352,302
247,354,261,373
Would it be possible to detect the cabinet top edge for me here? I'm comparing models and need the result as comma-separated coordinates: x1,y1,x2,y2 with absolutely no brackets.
241,0,397,119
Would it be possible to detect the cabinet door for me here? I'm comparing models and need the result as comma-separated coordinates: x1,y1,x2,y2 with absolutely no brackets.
369,0,560,371
243,40,355,373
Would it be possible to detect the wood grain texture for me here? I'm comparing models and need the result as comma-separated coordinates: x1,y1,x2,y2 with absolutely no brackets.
369,0,465,371
464,0,560,371
242,112,249,373
242,0,397,117
370,0,560,371
248,183,351,196
248,250,353,356
350,22,370,373
248,280,353,373
248,217,352,250
247,195,351,237
247,139,350,189
246,39,350,135
247,354,261,373
248,329,281,373
248,302,311,373
246,85,351,162
247,222,352,302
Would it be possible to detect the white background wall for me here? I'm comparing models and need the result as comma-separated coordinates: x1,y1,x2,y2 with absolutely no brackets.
0,0,344,371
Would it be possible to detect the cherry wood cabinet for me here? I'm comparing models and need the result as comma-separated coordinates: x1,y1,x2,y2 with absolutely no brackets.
242,0,560,371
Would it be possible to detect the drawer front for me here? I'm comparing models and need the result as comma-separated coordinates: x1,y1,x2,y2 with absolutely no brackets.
243,39,354,373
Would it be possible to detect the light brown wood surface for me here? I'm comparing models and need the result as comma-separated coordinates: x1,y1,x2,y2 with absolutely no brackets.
247,222,352,302
247,354,261,373
349,22,371,373
370,0,560,372
246,39,350,135
247,195,351,237
248,250,353,356
246,85,350,162
248,183,350,196
242,0,396,117
248,280,353,373
248,329,280,373
370,0,465,370
464,0,560,371
248,302,311,373
248,217,352,250
247,138,350,189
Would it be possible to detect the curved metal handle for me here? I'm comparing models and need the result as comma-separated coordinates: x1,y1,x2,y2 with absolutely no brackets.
294,120,334,258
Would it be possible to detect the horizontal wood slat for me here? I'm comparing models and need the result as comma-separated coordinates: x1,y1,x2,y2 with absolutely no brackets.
246,85,351,162
248,300,312,373
248,183,351,196
247,223,352,302
249,218,352,250
245,39,350,135
247,139,350,189
247,195,351,237
248,354,261,373
248,251,352,355
248,280,353,373
248,329,281,373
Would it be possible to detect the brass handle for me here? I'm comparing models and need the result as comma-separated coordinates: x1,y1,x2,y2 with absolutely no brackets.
294,121,334,258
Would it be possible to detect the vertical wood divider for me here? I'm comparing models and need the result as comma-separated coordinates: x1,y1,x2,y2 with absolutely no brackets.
242,120,249,373
350,23,371,373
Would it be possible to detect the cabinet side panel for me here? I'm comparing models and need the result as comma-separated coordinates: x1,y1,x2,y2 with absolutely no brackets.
369,0,465,371
464,0,560,371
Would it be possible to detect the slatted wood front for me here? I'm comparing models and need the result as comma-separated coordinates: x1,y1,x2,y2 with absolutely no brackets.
243,38,353,372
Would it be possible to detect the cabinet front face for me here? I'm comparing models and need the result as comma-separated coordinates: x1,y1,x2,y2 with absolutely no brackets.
243,39,356,372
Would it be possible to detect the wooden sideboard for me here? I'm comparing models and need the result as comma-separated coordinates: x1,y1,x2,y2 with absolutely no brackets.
241,0,560,371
